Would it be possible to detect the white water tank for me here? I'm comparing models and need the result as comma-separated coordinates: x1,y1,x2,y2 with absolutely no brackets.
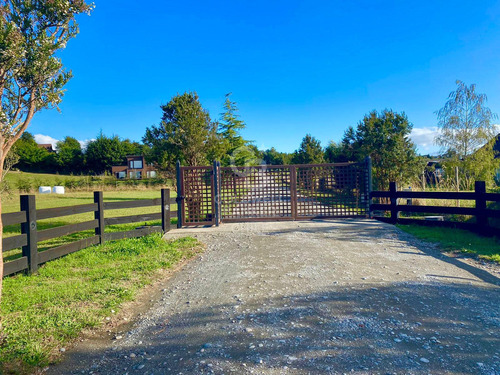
53,186,65,194
39,186,51,194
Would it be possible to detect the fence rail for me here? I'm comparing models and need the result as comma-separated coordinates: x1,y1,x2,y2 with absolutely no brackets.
370,181,500,235
2,189,175,277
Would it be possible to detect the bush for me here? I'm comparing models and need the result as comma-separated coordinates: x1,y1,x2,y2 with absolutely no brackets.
16,178,32,193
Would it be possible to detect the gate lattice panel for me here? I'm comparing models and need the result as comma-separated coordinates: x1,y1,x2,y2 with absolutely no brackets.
219,166,293,222
296,163,366,218
180,166,215,226
178,161,370,226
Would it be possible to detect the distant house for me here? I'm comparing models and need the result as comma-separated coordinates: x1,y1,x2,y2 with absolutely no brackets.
111,155,156,179
37,143,55,152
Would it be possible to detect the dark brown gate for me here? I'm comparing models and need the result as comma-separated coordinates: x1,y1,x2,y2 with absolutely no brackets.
178,160,371,226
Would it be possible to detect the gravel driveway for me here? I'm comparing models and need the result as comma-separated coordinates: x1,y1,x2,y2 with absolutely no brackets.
48,219,500,375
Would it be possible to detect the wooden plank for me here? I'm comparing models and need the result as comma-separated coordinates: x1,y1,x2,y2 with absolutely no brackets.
2,211,27,226
37,220,99,242
396,205,477,216
37,203,98,220
3,234,28,252
169,197,177,205
103,226,162,241
396,191,476,200
485,193,500,202
104,213,162,226
21,195,38,273
103,198,161,210
4,257,28,276
38,236,100,264
370,191,390,198
370,203,391,211
485,209,500,218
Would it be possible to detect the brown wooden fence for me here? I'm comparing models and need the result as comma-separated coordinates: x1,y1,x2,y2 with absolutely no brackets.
2,189,177,277
370,181,500,235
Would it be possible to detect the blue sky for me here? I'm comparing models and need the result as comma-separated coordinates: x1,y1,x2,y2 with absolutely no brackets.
31,0,500,155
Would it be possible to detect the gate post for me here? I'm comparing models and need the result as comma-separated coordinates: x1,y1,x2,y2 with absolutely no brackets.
213,160,220,226
365,156,372,218
290,166,298,220
21,195,38,273
389,182,398,224
176,160,183,228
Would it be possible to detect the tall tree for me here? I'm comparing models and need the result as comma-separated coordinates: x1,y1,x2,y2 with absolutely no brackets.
436,80,498,159
342,110,424,190
218,93,249,166
143,92,213,177
13,132,50,171
56,136,83,173
435,81,499,189
324,141,349,163
292,134,324,164
0,0,93,303
85,132,126,174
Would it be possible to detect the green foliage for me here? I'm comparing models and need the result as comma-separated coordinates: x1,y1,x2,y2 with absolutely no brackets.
324,141,349,163
436,81,499,189
218,93,249,166
85,132,128,174
12,132,52,171
341,110,425,190
292,134,324,164
262,147,292,165
0,0,93,169
0,234,201,373
56,136,83,173
143,92,214,177
15,177,32,193
436,80,498,158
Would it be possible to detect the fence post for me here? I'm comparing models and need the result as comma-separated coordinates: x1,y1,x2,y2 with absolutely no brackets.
213,160,220,226
161,188,171,233
20,195,38,273
176,160,183,228
365,156,372,218
94,191,104,244
475,181,487,233
389,182,398,224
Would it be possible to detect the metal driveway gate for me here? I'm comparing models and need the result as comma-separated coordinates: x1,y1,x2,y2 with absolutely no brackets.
177,159,371,226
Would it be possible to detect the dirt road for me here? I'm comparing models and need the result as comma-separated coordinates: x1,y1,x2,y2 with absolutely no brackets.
48,219,500,375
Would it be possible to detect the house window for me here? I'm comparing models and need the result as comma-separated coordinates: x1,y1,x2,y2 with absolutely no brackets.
117,171,126,179
135,171,142,179
147,171,156,178
129,160,143,169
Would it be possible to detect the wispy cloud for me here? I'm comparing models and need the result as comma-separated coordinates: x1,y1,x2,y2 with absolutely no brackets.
410,127,439,153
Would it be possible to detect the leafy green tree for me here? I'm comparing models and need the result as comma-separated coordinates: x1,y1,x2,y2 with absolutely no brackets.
143,92,214,177
324,141,349,163
56,136,83,173
435,81,499,189
0,0,93,302
85,133,126,174
262,147,292,165
292,134,324,164
122,139,145,156
13,132,51,171
342,110,424,190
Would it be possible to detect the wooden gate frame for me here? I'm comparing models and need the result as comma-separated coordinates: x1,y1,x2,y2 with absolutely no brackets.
177,157,372,227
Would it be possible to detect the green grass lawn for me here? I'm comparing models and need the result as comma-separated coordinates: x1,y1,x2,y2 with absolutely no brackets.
397,224,500,263
0,234,202,374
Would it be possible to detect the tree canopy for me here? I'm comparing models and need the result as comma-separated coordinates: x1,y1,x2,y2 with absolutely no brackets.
341,110,424,190
292,134,324,164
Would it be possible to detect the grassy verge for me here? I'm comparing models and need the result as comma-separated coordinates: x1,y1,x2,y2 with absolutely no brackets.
0,234,202,374
397,224,500,263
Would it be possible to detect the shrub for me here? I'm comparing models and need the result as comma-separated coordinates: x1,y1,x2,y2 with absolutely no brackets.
16,178,32,193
